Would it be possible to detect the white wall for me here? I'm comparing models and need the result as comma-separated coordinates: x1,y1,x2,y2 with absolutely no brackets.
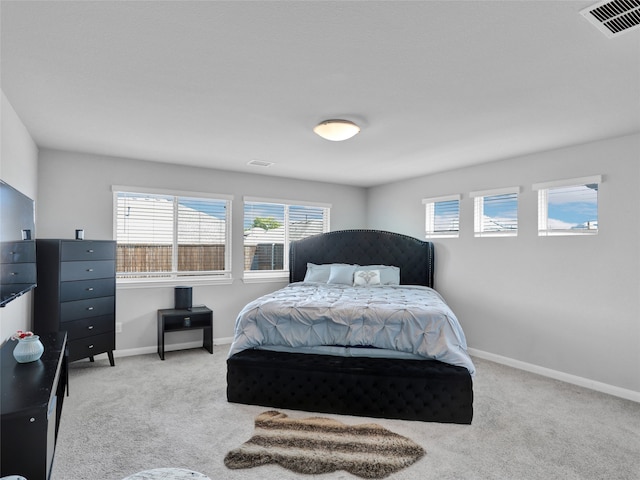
37,149,367,353
367,134,640,395
0,91,39,343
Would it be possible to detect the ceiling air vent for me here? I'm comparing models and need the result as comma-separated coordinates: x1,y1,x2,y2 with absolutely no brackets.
581,0,640,38
247,160,274,167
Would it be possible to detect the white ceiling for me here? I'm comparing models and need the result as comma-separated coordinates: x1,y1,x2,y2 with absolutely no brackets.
1,1,639,187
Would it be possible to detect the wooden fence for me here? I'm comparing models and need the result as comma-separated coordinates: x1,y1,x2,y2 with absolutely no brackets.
116,243,283,273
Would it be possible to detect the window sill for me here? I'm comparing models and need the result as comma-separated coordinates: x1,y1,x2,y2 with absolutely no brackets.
242,273,289,284
117,276,234,289
538,230,598,237
474,231,518,238
425,234,459,239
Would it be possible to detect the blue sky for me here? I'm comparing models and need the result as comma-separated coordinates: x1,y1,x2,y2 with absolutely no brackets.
547,184,598,228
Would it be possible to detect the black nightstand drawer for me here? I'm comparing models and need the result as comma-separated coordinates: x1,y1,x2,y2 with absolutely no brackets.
63,315,114,340
61,241,115,261
60,260,115,281
68,332,114,362
61,296,115,322
60,278,115,302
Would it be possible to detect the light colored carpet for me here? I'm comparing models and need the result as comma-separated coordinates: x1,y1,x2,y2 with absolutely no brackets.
51,347,640,480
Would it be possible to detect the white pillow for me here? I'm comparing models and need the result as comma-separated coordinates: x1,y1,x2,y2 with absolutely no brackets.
355,265,400,285
353,269,381,286
327,265,357,285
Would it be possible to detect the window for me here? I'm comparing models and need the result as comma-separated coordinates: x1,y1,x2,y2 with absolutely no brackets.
422,194,460,238
243,197,330,278
533,175,601,236
113,187,232,281
470,187,519,237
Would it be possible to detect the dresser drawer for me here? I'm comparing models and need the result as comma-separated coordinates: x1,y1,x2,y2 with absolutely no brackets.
1,240,36,263
63,315,113,340
60,260,115,281
61,241,115,261
68,332,115,362
0,262,36,284
60,296,115,322
60,278,115,302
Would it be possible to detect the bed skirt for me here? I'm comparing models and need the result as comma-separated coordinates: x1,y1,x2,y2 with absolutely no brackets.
226,349,473,424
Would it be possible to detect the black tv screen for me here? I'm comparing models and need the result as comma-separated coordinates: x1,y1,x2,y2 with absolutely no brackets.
1,180,37,307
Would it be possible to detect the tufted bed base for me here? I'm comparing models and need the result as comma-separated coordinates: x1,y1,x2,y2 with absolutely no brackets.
227,230,474,424
227,349,473,424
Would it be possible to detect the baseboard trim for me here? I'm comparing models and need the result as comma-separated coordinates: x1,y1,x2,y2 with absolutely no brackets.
468,348,640,403
85,337,235,361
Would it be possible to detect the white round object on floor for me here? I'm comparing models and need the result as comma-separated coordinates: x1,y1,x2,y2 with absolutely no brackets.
122,468,210,480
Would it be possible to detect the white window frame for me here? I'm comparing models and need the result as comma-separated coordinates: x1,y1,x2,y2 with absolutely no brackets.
243,196,330,282
470,186,520,237
112,185,233,287
422,194,461,238
532,175,601,237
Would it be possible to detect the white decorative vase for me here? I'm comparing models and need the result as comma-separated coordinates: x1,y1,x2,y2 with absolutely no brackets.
13,335,45,363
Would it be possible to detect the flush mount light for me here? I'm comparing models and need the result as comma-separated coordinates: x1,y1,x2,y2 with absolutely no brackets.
313,119,360,141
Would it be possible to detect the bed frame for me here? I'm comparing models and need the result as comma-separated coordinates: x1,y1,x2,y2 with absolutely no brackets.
227,229,473,424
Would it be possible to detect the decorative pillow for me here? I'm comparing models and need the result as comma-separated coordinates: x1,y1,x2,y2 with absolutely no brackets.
327,265,357,285
303,263,332,283
353,269,381,286
355,265,400,285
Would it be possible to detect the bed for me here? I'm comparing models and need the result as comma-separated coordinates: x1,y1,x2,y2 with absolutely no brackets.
226,229,474,424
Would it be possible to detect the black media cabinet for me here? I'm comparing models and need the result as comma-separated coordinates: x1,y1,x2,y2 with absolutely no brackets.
1,332,68,480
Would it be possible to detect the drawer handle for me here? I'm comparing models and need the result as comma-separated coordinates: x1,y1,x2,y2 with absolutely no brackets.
87,268,94,272
86,287,94,291
9,272,18,276
87,306,94,311
184,317,191,321
88,344,94,349
87,325,94,330
87,249,94,253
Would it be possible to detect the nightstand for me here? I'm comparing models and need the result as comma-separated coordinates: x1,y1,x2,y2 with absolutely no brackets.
157,306,213,360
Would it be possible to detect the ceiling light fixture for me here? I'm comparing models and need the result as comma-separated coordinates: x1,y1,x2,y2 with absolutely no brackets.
313,119,360,141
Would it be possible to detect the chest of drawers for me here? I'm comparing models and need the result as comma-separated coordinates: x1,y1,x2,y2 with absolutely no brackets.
34,239,116,366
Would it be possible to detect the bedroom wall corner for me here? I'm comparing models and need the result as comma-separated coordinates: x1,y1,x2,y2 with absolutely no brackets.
0,90,39,343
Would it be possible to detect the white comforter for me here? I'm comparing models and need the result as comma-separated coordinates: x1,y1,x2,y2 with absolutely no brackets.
228,282,475,375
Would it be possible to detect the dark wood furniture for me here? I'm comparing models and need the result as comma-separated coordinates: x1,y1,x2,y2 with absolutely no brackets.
227,229,474,424
34,239,116,366
1,332,68,480
157,306,213,360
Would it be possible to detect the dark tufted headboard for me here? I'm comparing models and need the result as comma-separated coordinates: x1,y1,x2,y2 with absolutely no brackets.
289,229,434,287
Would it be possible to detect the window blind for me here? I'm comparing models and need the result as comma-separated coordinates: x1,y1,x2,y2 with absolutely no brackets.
533,176,600,235
471,187,519,237
244,200,329,274
423,194,460,238
115,190,230,278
